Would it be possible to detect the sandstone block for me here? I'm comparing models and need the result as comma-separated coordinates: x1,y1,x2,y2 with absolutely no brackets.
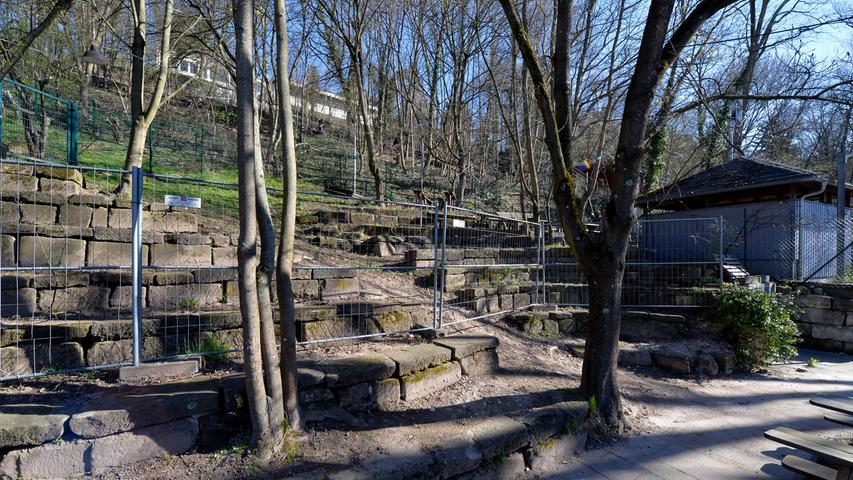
470,415,530,461
0,346,32,376
0,163,33,175
698,354,719,376
813,324,853,343
803,307,846,325
400,361,461,401
91,207,109,227
320,353,396,388
147,283,223,310
459,348,499,376
150,243,211,266
118,360,200,383
148,211,198,233
17,236,86,267
653,349,691,375
321,277,360,298
0,410,67,449
618,348,653,367
384,344,452,376
164,233,210,245
455,452,524,480
87,241,149,266
34,165,83,184
525,432,587,472
0,235,13,265
212,246,237,266
19,203,56,225
293,279,321,299
39,178,82,194
434,336,500,360
0,174,38,194
796,295,832,309
58,204,94,227
109,286,147,309
86,338,164,367
338,378,400,412
0,201,19,223
37,287,109,314
68,193,113,207
1,287,36,316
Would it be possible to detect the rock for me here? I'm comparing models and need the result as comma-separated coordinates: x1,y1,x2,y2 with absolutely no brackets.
542,319,560,335
618,348,653,367
34,165,83,184
459,349,500,376
319,353,396,388
454,452,525,480
0,235,13,265
118,360,200,383
713,352,735,374
525,432,588,472
164,233,211,245
471,415,530,460
193,268,238,283
653,349,691,375
147,211,198,233
293,279,321,299
0,173,37,193
68,379,218,438
153,271,194,285
68,193,113,207
697,354,719,376
338,378,400,411
85,338,163,367
17,236,86,267
795,295,832,309
400,362,462,401
40,178,81,194
510,402,577,446
802,308,845,326
557,318,575,334
813,324,853,343
0,409,68,449
0,417,198,479
297,364,325,388
58,204,93,227
384,344,453,376
433,336,500,360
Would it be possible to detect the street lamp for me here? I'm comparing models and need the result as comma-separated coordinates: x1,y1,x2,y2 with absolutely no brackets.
82,45,109,66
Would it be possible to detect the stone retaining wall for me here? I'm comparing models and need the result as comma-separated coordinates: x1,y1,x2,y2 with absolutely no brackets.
0,335,502,479
793,283,853,353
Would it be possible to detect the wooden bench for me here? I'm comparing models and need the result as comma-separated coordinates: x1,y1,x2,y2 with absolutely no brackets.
825,412,853,429
765,427,853,480
782,455,838,480
811,397,853,416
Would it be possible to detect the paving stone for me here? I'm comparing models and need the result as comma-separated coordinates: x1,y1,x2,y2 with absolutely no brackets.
525,432,588,472
618,348,653,367
338,378,400,412
320,353,396,388
69,378,216,438
17,236,86,267
0,417,198,479
433,336,500,360
471,415,530,460
400,361,462,401
384,343,452,376
653,349,691,375
459,348,500,376
0,409,68,448
150,243,212,266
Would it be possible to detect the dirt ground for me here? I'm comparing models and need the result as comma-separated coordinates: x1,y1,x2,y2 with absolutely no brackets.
77,316,852,480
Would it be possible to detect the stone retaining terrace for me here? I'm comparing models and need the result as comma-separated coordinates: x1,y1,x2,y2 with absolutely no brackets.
792,283,853,353
0,335,502,479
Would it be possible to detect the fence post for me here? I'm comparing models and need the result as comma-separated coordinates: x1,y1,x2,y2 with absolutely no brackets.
718,216,724,288
539,221,546,305
437,201,449,329
131,166,144,366
67,102,78,165
431,202,440,331
0,78,4,148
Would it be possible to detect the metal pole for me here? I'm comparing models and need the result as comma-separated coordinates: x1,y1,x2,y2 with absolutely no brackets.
539,221,546,305
68,102,78,165
431,202,440,331
837,152,846,278
718,216,724,287
437,201,449,329
131,166,144,366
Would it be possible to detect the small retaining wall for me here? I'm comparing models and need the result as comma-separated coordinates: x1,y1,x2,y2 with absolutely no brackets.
794,283,853,353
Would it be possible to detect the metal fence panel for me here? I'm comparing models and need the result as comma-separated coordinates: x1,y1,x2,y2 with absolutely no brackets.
0,78,77,165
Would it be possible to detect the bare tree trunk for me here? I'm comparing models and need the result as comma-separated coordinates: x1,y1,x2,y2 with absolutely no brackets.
274,0,302,431
520,0,539,223
233,0,274,458
355,58,384,200
254,97,285,439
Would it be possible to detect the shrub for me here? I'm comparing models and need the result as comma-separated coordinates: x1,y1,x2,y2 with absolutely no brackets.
713,285,801,369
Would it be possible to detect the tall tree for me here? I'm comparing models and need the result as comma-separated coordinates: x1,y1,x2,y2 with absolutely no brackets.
497,0,737,431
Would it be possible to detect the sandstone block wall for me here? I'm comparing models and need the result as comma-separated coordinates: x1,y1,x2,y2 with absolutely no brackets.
793,284,853,353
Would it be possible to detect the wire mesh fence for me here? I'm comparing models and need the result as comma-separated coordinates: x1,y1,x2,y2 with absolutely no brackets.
545,217,724,308
0,78,78,165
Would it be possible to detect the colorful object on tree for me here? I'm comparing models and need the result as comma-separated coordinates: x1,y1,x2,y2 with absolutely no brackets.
574,155,601,175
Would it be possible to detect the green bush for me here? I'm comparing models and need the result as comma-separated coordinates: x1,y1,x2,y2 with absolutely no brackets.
713,285,801,369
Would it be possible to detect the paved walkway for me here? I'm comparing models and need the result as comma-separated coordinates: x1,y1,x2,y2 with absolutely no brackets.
545,349,853,479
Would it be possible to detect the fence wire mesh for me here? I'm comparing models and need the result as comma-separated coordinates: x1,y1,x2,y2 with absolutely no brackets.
0,78,76,164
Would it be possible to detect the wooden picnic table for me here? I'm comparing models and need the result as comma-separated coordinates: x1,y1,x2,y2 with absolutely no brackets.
763,396,853,480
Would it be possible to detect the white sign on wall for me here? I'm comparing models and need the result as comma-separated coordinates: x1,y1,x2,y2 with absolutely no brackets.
164,195,202,209
452,219,466,228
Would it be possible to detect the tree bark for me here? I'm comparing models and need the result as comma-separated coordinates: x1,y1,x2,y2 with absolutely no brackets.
232,0,274,458
273,0,302,432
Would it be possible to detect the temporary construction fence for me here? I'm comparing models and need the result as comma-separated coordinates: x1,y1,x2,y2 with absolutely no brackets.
0,158,727,381
0,78,78,165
